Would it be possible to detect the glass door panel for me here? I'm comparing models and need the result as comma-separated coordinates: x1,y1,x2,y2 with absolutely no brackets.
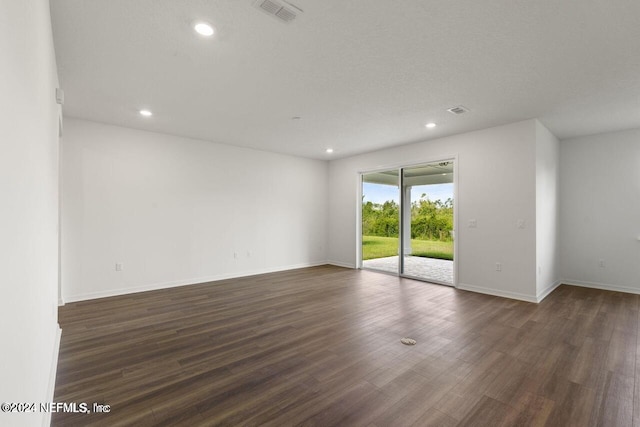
361,170,400,274
401,161,454,284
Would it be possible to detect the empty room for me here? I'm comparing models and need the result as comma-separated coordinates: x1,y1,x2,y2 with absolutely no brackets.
2,0,640,426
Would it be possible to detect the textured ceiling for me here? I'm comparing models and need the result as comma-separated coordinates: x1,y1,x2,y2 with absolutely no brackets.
50,0,640,159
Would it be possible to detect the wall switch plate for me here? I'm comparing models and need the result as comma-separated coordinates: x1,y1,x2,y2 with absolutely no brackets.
115,263,123,271
468,219,477,228
599,259,605,268
496,262,502,272
55,87,64,105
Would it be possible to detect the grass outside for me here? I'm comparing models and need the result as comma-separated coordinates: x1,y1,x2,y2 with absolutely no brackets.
362,235,453,261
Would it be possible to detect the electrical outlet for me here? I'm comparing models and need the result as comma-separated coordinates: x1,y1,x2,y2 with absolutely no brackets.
496,262,502,272
115,263,123,271
468,219,477,228
233,252,238,259
517,219,525,229
599,259,605,268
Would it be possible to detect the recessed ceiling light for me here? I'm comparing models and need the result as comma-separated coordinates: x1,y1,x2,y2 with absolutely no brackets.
326,148,334,153
194,22,214,37
139,109,153,117
425,122,437,128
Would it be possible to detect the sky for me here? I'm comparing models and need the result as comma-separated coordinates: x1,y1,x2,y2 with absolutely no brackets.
363,182,453,204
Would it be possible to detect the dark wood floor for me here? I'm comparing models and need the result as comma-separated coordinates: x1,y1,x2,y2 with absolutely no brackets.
54,265,639,426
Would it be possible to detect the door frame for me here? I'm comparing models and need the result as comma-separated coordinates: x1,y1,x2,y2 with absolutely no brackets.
357,154,459,288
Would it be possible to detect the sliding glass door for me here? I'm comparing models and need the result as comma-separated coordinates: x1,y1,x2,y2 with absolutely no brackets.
361,161,454,285
361,170,399,274
401,162,454,284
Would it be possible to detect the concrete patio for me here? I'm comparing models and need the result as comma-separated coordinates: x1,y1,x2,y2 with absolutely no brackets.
362,255,453,285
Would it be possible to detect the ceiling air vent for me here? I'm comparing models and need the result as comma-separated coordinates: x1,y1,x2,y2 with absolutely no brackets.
254,0,303,23
447,105,470,115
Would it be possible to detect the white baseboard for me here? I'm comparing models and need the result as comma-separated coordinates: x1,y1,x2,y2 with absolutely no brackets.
536,280,562,302
562,279,640,295
63,261,328,303
327,260,356,269
58,298,64,306
43,324,62,427
457,282,538,303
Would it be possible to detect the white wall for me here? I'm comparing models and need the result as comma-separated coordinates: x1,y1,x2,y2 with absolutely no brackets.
329,120,539,301
560,128,640,293
61,118,328,302
0,0,61,426
535,121,561,299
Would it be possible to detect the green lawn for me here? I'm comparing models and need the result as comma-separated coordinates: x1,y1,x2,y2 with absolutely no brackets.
362,235,453,261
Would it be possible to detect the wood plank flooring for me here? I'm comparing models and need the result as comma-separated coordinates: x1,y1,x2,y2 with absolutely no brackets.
53,265,639,426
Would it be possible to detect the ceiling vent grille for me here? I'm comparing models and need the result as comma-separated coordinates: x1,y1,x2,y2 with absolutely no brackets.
255,0,302,23
447,105,469,115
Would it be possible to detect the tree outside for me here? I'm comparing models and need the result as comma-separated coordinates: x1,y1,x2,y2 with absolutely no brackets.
362,194,453,260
